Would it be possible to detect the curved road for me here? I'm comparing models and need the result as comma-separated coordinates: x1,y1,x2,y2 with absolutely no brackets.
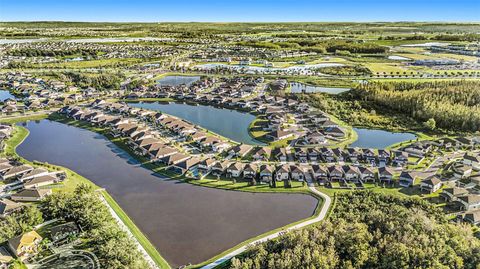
200,187,331,269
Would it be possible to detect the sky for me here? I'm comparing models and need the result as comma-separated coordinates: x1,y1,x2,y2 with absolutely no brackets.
0,0,479,22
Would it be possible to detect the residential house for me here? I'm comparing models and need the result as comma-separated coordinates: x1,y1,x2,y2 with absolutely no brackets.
420,175,443,193
198,158,217,174
378,167,395,184
211,161,231,177
275,165,290,181
0,199,24,218
10,189,51,202
7,231,42,260
359,166,376,182
243,163,258,180
172,157,201,175
399,171,416,187
441,187,469,202
458,195,480,211
290,165,305,181
226,162,245,178
464,210,480,225
259,165,274,182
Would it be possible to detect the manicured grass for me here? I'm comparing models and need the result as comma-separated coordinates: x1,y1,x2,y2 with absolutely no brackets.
317,182,443,200
101,191,171,269
0,113,49,124
190,178,308,194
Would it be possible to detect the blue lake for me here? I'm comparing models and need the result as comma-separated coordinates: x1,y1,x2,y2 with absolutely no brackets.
129,102,265,145
290,82,350,94
350,128,417,149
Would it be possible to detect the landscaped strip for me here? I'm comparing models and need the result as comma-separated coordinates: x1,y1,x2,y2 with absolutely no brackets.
101,191,171,269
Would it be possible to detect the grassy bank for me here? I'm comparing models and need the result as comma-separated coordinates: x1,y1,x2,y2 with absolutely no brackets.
101,191,171,269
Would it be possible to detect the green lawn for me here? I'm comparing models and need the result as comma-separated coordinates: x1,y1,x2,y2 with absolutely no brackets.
101,191,171,269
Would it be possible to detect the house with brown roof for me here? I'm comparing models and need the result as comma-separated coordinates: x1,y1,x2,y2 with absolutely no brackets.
211,161,231,177
378,167,395,183
311,165,328,181
149,146,178,161
251,147,272,161
243,163,258,180
292,165,308,181
267,130,295,141
226,162,245,178
463,210,480,225
229,144,253,158
0,199,24,218
420,175,442,193
259,164,274,182
161,153,190,166
1,165,34,180
458,195,480,211
198,158,217,173
328,165,344,181
360,166,376,182
172,157,201,175
275,165,290,181
441,187,469,202
399,171,416,187
10,189,52,202
23,174,60,189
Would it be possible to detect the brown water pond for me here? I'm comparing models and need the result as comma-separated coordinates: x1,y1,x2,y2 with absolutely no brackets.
17,120,318,268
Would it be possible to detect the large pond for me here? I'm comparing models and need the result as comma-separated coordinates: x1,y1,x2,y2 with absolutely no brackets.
129,102,265,145
17,120,317,267
290,82,350,94
0,90,15,101
350,128,417,149
156,75,200,87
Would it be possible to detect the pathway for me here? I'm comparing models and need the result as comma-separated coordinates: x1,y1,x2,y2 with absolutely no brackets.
200,187,331,269
98,192,160,269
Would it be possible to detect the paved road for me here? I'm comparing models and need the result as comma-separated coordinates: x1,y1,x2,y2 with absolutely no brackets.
200,187,331,269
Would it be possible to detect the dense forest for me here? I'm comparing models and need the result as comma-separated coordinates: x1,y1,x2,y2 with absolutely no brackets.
0,185,147,268
50,71,125,90
359,81,480,132
7,48,98,58
237,40,388,54
228,191,480,269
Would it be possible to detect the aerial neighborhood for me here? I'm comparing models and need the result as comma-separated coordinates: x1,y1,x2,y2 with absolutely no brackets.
1,20,480,269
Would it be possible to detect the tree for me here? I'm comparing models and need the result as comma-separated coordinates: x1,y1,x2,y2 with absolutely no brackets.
423,118,436,131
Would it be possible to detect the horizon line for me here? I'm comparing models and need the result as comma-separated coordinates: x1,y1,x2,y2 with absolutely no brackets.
2,20,480,24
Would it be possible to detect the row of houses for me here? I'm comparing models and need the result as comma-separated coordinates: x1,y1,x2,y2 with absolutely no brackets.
123,76,347,144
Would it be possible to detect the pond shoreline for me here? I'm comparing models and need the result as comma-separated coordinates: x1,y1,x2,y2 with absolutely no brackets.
17,116,320,268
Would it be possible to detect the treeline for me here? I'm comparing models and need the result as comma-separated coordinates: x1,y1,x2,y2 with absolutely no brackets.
359,80,480,132
228,191,480,269
319,65,372,76
237,40,388,54
42,184,148,268
53,71,124,90
379,33,480,42
0,184,147,268
7,48,98,58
